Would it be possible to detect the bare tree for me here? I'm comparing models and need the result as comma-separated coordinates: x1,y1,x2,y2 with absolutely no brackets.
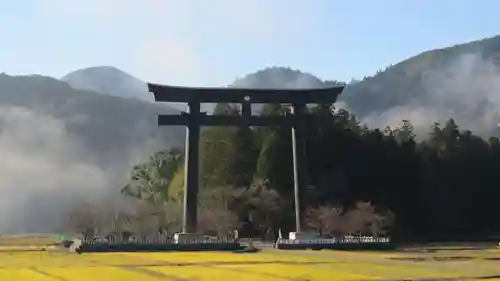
341,201,378,236
131,200,161,237
65,202,101,240
371,208,395,237
198,207,240,236
305,205,343,236
196,186,242,236
156,202,182,236
242,179,286,241
99,204,134,240
131,200,182,237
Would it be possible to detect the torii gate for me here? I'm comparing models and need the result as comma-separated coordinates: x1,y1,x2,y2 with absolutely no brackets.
148,84,344,235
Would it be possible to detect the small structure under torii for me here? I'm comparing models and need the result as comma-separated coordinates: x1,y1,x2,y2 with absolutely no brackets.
147,84,345,239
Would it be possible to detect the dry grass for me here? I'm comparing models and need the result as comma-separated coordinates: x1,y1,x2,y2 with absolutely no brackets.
0,234,60,247
0,245,497,280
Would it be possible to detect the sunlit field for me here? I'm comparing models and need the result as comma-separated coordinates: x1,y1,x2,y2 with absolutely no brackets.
0,244,499,280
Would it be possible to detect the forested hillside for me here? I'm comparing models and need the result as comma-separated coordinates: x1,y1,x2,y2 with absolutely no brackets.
6,33,500,238
111,102,500,242
228,34,500,136
341,35,500,135
62,34,500,241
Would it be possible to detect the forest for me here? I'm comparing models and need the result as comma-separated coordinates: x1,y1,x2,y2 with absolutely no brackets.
65,102,500,243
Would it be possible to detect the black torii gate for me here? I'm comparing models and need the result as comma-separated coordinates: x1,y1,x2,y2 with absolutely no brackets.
148,84,344,234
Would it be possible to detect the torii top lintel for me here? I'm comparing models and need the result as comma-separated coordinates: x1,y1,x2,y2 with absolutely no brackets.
147,83,345,104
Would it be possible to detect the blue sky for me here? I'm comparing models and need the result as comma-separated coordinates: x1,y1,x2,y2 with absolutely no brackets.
0,0,499,86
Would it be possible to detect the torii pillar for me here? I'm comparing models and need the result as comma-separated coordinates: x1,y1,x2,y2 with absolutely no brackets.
290,102,307,232
182,102,202,233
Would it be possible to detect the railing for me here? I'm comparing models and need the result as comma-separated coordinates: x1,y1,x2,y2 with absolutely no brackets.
274,236,393,250
82,236,238,246
275,236,390,244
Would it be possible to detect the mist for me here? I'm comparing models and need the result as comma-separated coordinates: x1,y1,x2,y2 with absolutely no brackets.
3,53,500,234
360,53,500,138
224,59,500,139
0,105,157,234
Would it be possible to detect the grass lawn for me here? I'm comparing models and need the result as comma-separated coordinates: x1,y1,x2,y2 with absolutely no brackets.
0,234,60,247
0,240,498,280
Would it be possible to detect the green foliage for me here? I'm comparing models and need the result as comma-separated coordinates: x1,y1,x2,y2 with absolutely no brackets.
124,100,500,241
121,149,182,203
200,103,257,189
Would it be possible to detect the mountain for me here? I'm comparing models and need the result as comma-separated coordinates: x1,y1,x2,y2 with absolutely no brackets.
342,35,500,115
232,67,326,88
61,66,151,101
0,73,183,165
229,67,344,113
4,33,500,233
231,67,344,89
0,73,183,233
231,36,500,136
339,35,500,135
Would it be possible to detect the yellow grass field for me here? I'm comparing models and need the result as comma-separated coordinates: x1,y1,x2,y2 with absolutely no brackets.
0,245,499,280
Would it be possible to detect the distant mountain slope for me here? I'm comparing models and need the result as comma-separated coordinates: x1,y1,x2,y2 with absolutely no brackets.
227,40,500,136
0,73,184,233
61,66,151,101
4,33,500,233
232,67,328,88
0,74,183,165
229,67,344,114
340,35,500,134
231,67,343,89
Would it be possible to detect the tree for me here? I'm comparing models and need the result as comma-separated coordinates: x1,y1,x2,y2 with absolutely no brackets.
342,201,378,236
392,120,416,144
305,205,343,236
253,105,295,195
99,203,134,240
197,186,242,236
64,202,102,239
332,109,361,133
120,104,500,241
241,179,287,240
121,148,182,203
200,103,258,189
156,203,183,235
198,208,240,236
371,208,395,237
131,200,182,237
198,186,245,211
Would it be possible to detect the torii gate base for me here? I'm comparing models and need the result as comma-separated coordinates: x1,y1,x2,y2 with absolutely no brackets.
148,84,344,244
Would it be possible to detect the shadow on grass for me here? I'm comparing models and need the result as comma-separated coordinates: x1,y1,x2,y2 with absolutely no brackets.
389,256,475,262
366,275,500,281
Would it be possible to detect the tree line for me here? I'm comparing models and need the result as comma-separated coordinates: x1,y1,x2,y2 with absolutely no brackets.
65,102,500,242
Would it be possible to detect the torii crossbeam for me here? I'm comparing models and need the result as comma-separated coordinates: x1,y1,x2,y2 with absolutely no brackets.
148,84,344,235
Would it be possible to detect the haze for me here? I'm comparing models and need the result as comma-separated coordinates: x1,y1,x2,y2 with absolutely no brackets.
1,0,500,233
1,0,498,85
